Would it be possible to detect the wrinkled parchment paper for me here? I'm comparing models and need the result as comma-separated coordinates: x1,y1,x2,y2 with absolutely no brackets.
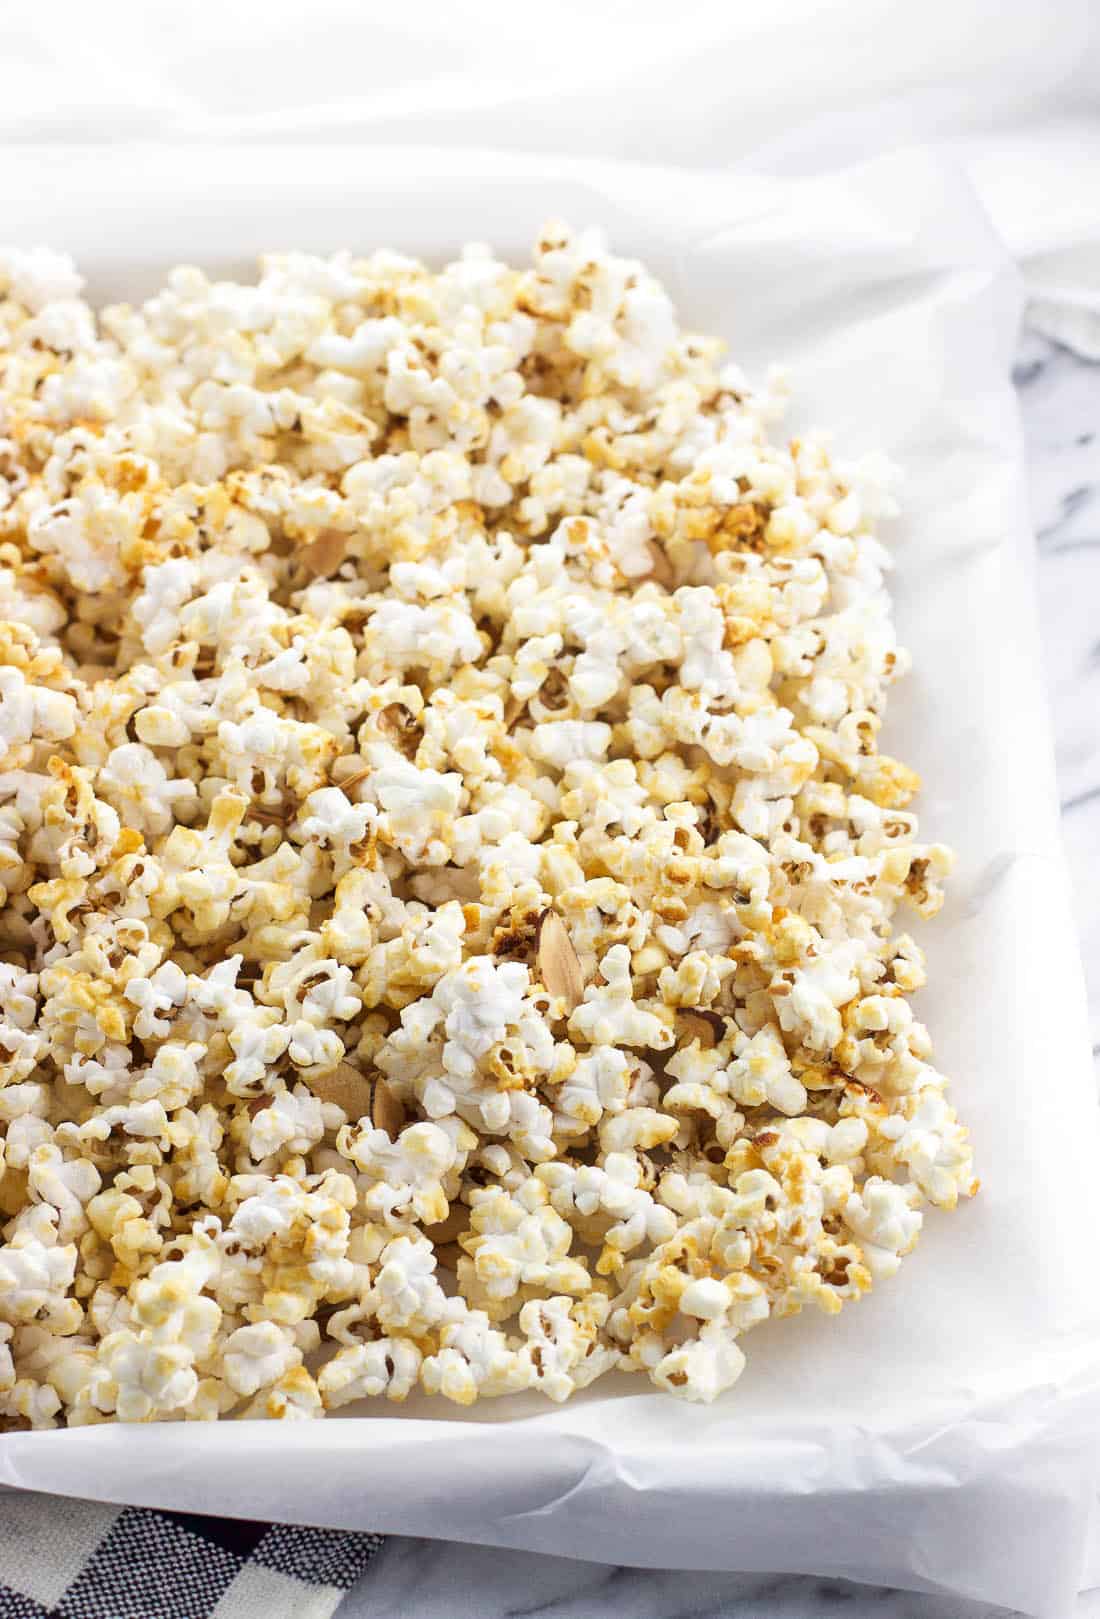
1,144,1098,1619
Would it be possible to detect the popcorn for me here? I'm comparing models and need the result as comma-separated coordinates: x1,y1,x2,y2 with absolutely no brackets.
221,1320,301,1398
26,1143,100,1241
0,246,84,311
242,1365,323,1421
537,1154,677,1274
318,1337,421,1407
724,1025,808,1116
0,1208,80,1333
338,1120,465,1226
247,1086,326,1162
369,1234,451,1335
297,787,375,856
74,1331,203,1424
420,1306,533,1405
0,667,78,763
458,1180,590,1316
651,1325,746,1404
0,222,973,1423
520,1295,618,1401
551,1047,632,1134
569,945,674,1052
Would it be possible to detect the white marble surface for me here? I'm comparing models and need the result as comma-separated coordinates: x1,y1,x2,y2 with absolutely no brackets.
340,333,1100,1619
1019,334,1100,1080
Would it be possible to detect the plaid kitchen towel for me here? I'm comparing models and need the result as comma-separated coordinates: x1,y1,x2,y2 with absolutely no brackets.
0,1489,382,1619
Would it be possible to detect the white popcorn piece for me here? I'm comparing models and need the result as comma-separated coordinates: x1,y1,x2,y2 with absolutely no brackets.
221,1320,301,1397
537,1154,677,1275
724,1025,808,1117
242,1365,324,1421
519,1294,619,1401
338,1119,466,1227
0,667,78,763
318,1337,422,1407
651,1324,747,1404
76,1332,202,1424
370,1235,451,1335
841,1177,923,1280
420,1306,533,1405
248,1085,326,1162
569,945,674,1052
459,1180,590,1315
0,1210,79,1333
26,1144,101,1242
1,246,84,311
551,1047,632,1133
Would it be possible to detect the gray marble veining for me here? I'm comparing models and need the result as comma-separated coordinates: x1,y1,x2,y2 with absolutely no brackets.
347,1537,995,1619
1018,333,1100,1076
340,332,1100,1619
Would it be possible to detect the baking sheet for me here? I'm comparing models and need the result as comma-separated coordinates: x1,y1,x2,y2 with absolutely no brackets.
1,144,1098,1619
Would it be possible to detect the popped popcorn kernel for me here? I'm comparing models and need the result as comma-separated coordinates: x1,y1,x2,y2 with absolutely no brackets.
0,222,972,1421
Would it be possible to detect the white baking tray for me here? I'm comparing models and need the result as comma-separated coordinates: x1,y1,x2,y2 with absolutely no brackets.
2,144,1098,1619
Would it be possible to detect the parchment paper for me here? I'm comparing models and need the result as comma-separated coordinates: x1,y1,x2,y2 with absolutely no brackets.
1,144,1097,1619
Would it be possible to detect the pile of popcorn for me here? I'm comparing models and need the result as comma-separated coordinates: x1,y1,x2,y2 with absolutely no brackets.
0,226,977,1424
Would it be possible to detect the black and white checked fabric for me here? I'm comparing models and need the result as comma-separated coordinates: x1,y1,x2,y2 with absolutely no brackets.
0,1490,382,1619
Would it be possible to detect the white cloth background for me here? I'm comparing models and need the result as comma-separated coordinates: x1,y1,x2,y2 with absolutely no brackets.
6,0,1100,347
